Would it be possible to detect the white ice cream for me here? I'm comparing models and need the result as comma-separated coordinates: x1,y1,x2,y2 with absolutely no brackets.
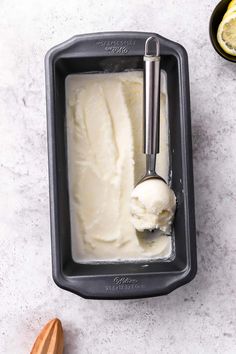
66,71,172,262
131,179,176,233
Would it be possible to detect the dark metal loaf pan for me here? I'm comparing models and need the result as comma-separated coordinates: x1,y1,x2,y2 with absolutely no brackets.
45,31,197,299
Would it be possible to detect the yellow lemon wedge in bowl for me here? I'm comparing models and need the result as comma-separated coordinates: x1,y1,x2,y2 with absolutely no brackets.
209,0,236,62
217,12,236,56
223,5,236,19
228,0,236,9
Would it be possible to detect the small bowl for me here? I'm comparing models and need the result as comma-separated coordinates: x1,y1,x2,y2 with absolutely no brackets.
209,0,236,62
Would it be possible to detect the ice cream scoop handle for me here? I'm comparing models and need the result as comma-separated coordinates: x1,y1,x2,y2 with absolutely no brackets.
143,37,161,155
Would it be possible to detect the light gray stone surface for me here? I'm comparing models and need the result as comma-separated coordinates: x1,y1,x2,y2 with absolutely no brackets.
0,0,236,353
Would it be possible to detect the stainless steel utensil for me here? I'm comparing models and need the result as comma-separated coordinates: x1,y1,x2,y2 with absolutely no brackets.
138,36,166,185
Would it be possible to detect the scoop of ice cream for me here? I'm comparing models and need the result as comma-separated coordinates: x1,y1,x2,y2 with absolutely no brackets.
130,179,176,232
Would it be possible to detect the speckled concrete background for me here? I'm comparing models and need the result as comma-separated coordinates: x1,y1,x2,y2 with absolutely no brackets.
0,0,236,353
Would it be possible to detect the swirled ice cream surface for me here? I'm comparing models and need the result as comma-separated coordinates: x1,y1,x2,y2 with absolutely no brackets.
66,71,172,262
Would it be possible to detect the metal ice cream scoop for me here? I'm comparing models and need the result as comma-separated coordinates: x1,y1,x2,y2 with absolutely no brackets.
138,36,166,185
